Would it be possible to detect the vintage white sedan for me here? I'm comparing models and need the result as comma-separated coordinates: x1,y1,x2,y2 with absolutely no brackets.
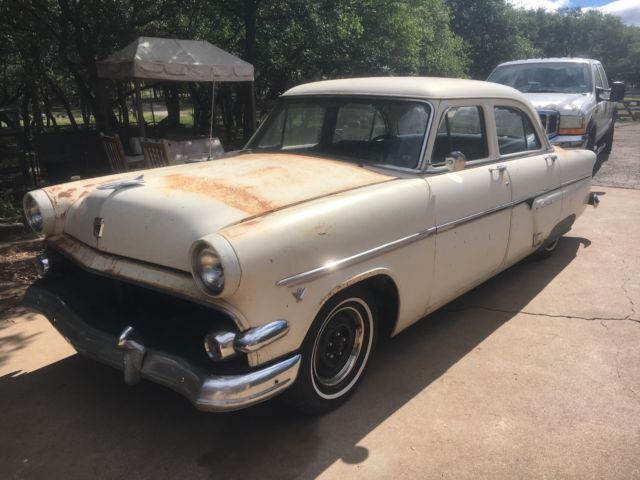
23,77,599,414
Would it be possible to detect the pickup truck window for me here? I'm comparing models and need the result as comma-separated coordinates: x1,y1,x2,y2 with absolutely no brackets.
488,62,592,94
597,64,610,89
495,106,541,155
593,65,605,89
248,97,431,169
431,106,488,165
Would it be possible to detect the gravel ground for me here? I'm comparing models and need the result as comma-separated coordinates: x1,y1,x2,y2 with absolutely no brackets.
593,122,640,190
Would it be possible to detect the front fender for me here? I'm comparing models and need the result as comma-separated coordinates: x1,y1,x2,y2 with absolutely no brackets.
219,178,435,366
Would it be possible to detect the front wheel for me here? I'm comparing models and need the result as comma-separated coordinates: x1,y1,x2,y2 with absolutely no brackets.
603,121,615,154
285,287,378,415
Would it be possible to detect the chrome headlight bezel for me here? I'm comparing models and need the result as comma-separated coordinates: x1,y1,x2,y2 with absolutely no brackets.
190,236,242,298
23,190,56,234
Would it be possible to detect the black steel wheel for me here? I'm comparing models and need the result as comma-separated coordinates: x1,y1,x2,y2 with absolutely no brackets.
286,286,377,414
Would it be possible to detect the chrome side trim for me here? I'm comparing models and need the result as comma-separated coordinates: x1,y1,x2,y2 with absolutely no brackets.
437,201,512,232
276,226,436,287
276,175,592,288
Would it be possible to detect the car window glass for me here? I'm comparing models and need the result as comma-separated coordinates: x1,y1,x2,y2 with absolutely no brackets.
282,103,325,148
495,106,541,155
256,108,286,148
593,65,604,89
248,98,431,169
333,103,385,143
597,64,609,89
488,63,591,94
432,106,487,165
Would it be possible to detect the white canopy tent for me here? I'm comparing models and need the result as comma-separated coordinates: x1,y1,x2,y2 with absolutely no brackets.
97,36,255,141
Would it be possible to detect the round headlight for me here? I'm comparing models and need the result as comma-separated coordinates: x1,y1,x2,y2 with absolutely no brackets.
24,194,44,233
195,246,225,294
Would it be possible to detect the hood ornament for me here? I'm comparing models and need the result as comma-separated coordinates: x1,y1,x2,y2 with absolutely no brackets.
97,175,145,191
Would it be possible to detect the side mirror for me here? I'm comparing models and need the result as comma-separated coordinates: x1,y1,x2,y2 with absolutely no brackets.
445,151,466,172
610,81,626,103
595,86,607,102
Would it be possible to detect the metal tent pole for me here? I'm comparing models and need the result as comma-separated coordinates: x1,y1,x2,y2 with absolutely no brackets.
208,80,215,160
134,79,146,138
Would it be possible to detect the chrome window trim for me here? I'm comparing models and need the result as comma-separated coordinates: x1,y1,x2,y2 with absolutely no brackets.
423,147,553,176
276,174,592,288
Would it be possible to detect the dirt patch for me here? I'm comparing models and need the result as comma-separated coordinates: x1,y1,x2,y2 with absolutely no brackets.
0,238,43,321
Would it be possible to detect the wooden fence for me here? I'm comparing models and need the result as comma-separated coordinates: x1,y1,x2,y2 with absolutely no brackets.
617,90,640,121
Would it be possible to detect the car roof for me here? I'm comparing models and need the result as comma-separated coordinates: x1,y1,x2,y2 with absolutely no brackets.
496,57,599,67
281,76,526,100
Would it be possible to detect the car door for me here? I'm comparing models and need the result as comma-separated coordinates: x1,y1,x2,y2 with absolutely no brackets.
596,63,613,139
492,103,563,265
425,102,512,313
592,63,611,142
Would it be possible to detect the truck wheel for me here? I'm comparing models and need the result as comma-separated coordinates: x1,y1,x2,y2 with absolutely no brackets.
586,129,596,152
286,286,378,415
603,123,615,154
533,237,560,260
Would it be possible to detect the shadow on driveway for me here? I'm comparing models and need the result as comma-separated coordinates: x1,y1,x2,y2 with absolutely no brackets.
0,237,588,480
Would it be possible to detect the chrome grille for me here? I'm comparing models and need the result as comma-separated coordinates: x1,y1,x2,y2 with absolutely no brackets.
537,109,559,138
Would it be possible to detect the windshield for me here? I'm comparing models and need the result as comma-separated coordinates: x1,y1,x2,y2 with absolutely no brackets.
246,97,431,169
487,63,592,94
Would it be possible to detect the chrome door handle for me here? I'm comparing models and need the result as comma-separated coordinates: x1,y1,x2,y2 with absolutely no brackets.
545,154,558,162
489,164,507,172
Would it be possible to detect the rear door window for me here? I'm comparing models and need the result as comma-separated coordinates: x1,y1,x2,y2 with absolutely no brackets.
494,106,541,155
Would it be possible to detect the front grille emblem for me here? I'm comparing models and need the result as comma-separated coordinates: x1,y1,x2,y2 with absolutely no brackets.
93,217,105,238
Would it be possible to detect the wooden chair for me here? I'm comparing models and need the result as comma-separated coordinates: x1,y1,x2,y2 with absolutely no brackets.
140,138,172,168
100,133,145,172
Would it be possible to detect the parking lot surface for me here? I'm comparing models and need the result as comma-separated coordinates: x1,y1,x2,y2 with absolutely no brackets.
1,123,639,479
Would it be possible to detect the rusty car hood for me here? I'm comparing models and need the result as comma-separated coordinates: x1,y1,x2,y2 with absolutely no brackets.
56,153,395,271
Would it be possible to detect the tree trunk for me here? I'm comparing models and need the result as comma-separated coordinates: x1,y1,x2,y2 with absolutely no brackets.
46,76,78,129
30,83,44,132
42,84,59,131
117,82,130,127
163,84,180,127
242,0,258,143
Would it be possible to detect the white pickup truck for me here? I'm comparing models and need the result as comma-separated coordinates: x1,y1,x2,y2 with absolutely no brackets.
488,58,625,154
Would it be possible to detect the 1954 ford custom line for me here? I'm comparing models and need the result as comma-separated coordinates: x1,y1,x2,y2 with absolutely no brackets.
23,77,599,414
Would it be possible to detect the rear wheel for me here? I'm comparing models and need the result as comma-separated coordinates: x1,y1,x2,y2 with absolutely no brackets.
533,237,560,260
286,286,378,415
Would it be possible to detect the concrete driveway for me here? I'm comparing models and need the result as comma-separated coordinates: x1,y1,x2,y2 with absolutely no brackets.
1,124,639,480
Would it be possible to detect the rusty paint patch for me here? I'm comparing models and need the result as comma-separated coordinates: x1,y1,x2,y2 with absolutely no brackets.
162,173,276,215
57,187,77,199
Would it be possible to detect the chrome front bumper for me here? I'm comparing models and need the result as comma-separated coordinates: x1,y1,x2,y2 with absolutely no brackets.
24,285,301,412
550,134,588,149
